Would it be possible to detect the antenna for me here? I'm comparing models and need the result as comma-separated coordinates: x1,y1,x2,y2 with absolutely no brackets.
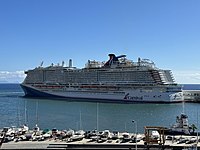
182,101,185,114
24,100,27,125
40,61,44,67
62,61,64,67
69,59,72,68
96,103,99,131
196,108,199,149
138,57,141,66
79,110,82,130
17,99,20,127
36,100,39,125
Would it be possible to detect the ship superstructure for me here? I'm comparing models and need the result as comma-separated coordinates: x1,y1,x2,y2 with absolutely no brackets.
21,54,183,103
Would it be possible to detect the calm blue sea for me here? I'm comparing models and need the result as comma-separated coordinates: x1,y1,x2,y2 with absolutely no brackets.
0,84,200,133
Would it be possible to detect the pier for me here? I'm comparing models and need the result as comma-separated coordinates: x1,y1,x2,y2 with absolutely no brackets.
183,90,200,102
1,136,199,149
0,127,200,150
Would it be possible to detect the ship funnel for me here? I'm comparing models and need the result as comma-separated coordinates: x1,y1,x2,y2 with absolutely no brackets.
104,54,115,67
104,54,126,67
69,59,72,68
108,54,115,60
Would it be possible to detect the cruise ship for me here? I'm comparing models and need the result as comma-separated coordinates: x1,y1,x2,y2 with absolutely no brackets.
20,54,183,103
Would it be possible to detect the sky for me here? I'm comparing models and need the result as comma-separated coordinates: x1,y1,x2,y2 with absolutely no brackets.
0,0,200,83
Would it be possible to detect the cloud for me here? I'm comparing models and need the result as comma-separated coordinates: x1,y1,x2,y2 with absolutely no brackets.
173,70,200,84
0,71,26,83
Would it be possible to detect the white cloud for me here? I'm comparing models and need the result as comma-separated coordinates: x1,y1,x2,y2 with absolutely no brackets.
0,71,26,83
173,70,200,84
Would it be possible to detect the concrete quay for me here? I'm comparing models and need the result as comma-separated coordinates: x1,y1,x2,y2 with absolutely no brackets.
1,135,199,150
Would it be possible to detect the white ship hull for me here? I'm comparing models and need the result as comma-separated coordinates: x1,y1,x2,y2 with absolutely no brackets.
21,84,183,103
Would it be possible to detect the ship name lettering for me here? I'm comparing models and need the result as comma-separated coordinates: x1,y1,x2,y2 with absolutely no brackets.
124,93,143,100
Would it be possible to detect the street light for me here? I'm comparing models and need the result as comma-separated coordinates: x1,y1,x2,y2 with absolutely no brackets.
132,120,138,150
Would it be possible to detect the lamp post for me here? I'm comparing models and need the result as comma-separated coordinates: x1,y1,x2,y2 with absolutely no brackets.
132,120,138,150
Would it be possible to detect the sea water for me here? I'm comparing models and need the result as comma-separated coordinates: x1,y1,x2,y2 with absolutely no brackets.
0,84,200,133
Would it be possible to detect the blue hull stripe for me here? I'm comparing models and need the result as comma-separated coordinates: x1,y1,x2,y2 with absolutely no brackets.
20,84,66,98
